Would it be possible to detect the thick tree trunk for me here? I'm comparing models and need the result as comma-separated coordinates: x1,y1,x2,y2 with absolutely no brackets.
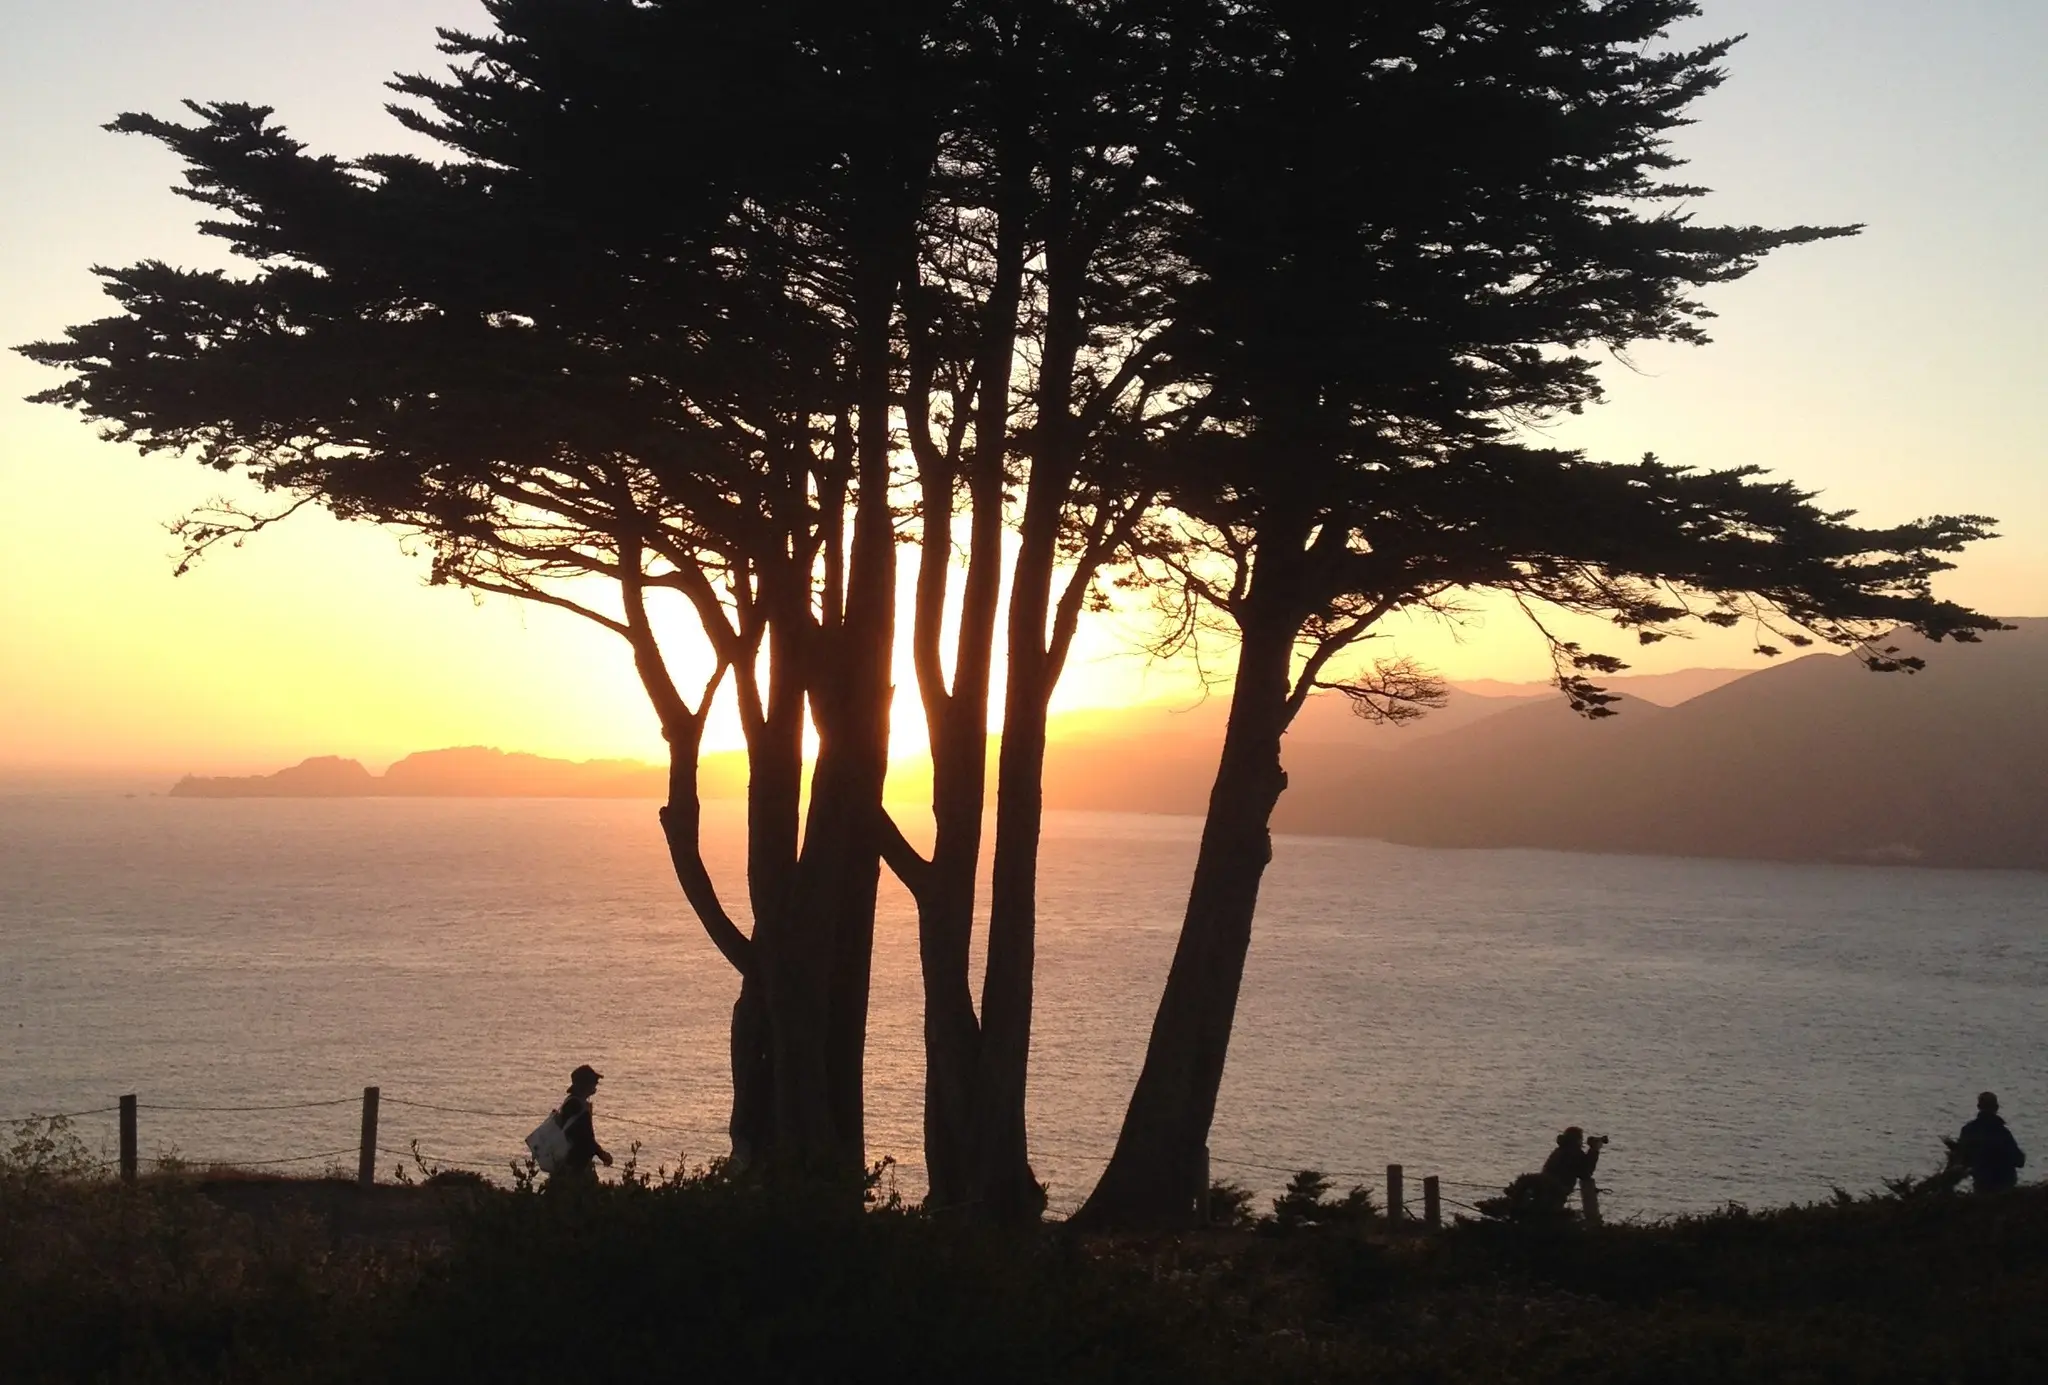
976,673,1051,1219
726,977,772,1169
916,721,988,1207
767,626,886,1184
653,727,777,1169
913,569,1001,1206
908,251,1015,1207
972,456,1070,1221
1072,571,1302,1229
731,609,806,1169
801,260,903,1184
796,734,884,1180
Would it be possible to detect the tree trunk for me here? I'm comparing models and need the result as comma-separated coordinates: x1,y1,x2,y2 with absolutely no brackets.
768,615,886,1183
916,724,988,1207
797,733,883,1181
907,205,1017,1207
804,255,904,1184
973,457,1070,1222
727,976,773,1170
732,605,807,1169
1073,568,1302,1229
976,672,1051,1219
913,564,1001,1206
652,711,781,1170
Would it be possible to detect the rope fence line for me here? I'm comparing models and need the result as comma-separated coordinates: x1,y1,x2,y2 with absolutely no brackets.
138,1098,361,1113
602,1112,728,1140
357,1096,727,1143
13,1096,721,1136
381,1097,533,1121
8,1086,741,1192
10,1089,1528,1222
379,1145,510,1173
1211,1153,1395,1188
209,1147,361,1168
9,1105,123,1121
1204,1157,1506,1189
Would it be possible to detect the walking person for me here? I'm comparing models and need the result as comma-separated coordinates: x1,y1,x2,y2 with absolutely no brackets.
1956,1091,2026,1193
554,1063,614,1182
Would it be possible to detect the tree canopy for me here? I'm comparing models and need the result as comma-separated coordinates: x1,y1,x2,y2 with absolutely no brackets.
1074,0,1999,1226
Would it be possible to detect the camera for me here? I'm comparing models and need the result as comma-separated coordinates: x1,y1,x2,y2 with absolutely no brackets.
1588,1134,1610,1149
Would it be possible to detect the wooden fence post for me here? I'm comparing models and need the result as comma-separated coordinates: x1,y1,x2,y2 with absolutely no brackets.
1195,1145,1211,1222
119,1094,137,1183
1423,1175,1441,1229
358,1086,380,1189
1579,1176,1601,1227
1387,1163,1405,1224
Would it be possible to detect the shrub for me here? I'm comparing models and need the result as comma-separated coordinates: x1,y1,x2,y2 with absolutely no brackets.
1264,1168,1376,1234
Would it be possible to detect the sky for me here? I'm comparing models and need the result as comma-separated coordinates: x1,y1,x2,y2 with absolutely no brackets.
2,0,2043,780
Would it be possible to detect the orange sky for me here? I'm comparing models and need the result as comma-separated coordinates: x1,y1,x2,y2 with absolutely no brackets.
3,2,2043,782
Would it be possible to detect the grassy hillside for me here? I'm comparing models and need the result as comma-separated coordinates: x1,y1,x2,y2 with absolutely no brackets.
6,1121,2045,1383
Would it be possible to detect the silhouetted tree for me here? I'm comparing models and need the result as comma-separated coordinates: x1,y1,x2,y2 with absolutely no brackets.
26,0,1178,1211
879,0,1183,1217
23,0,960,1185
26,0,2005,1226
1074,0,2001,1227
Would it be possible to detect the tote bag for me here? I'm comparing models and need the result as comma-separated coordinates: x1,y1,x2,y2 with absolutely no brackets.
525,1112,572,1173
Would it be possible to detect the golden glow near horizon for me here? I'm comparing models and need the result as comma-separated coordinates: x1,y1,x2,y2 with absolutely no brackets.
3,1,2044,781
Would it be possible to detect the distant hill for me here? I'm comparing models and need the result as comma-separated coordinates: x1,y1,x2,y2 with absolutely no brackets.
1451,666,1752,707
1030,665,1756,815
172,755,380,798
160,670,1750,809
164,628,2045,870
1272,620,2048,870
1034,687,1540,814
171,746,748,799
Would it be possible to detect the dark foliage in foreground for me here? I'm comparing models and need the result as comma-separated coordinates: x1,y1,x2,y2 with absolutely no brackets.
6,1131,2047,1384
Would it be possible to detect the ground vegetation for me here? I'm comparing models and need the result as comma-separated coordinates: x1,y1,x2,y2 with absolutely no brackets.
5,1122,2045,1384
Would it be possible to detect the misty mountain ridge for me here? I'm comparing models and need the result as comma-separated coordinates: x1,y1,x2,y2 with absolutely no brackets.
168,624,2044,870
172,746,748,800
167,670,1683,806
1273,620,2048,870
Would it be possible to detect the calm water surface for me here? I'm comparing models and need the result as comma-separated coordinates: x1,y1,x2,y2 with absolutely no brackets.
2,795,2043,1217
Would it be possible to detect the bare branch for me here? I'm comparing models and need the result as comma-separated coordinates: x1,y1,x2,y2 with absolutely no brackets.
454,572,630,637
1285,592,1405,717
1315,656,1448,727
876,808,933,898
169,494,321,576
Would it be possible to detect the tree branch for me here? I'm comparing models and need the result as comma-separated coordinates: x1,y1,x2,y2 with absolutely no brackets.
876,808,933,899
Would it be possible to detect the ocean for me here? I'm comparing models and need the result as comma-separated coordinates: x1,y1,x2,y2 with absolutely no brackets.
2,794,2043,1218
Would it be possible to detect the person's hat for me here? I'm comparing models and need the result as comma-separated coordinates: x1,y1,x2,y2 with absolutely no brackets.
1979,1091,1999,1112
571,1063,604,1086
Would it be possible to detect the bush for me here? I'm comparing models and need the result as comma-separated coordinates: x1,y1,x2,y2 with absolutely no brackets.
5,1127,2048,1385
382,1173,1215,1385
1206,1179,1257,1229
1264,1168,1377,1234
